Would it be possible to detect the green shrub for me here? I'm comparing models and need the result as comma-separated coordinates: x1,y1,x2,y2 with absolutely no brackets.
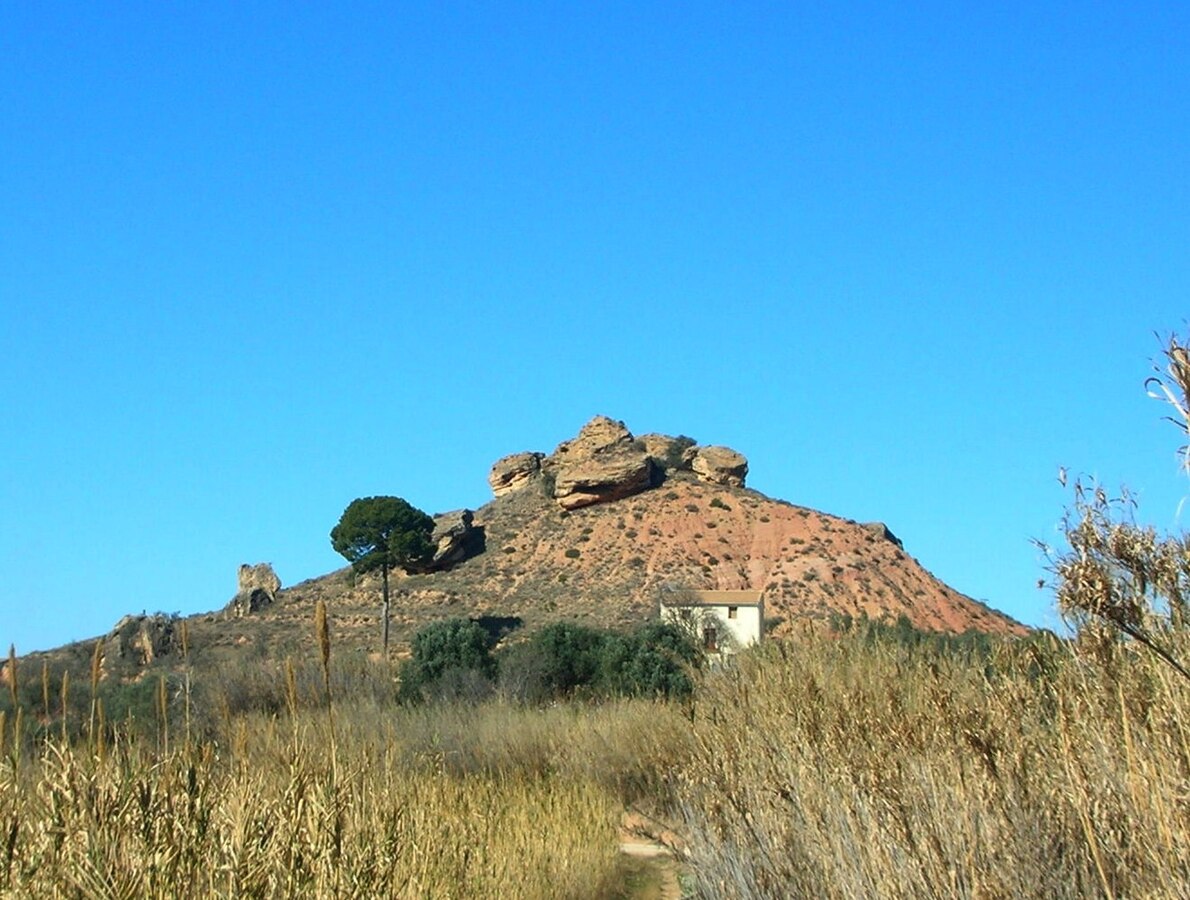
598,622,700,699
499,622,609,702
498,622,700,702
400,619,496,703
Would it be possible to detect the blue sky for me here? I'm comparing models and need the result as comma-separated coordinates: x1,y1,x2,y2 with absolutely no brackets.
2,3,1188,652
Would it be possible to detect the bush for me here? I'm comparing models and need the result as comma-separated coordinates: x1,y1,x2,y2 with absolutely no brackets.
498,621,701,702
1037,332,1190,682
598,622,700,699
400,619,496,703
528,622,606,697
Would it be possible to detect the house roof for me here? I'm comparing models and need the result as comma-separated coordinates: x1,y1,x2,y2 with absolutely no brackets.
660,589,764,608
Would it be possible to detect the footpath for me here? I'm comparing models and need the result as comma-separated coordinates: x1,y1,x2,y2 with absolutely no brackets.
615,812,685,900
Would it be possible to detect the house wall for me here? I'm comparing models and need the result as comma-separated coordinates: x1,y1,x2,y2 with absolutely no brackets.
660,602,763,651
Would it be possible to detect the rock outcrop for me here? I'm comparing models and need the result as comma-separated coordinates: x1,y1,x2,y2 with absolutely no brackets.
863,522,904,549
227,562,281,618
431,509,484,567
689,445,749,487
552,451,655,510
638,433,696,472
108,613,179,665
488,452,545,497
547,416,655,510
486,415,748,510
551,415,634,460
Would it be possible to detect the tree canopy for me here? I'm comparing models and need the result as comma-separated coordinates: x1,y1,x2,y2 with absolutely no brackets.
330,496,435,576
330,495,435,655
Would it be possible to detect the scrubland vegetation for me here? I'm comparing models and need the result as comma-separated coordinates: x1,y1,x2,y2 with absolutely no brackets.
1,613,1187,898
2,336,1190,896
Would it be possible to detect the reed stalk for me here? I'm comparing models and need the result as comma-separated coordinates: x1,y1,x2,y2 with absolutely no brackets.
315,600,337,782
59,669,69,742
158,674,169,756
181,620,192,752
89,639,103,751
6,646,15,710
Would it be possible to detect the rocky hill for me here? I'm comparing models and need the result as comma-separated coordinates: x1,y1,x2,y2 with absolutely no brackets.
179,415,1023,662
21,416,1026,677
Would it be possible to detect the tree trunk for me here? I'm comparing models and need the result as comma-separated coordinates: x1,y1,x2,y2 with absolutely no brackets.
381,565,390,657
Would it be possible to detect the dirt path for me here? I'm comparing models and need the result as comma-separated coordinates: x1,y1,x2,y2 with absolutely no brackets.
615,812,685,899
617,836,683,899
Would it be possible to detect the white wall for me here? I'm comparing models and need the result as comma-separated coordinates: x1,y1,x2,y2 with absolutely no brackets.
660,603,762,652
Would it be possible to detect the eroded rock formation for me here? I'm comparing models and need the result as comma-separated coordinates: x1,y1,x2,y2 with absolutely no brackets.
548,417,653,510
552,452,655,510
107,613,179,665
488,452,545,496
863,522,904,549
487,415,748,510
638,433,696,472
551,415,634,460
688,445,749,487
227,562,281,618
431,509,484,568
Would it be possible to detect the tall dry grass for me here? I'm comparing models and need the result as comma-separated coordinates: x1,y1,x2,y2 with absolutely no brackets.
0,700,671,898
4,627,1189,897
673,629,1190,898
0,605,699,900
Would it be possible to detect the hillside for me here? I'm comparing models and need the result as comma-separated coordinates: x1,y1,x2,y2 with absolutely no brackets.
169,416,1024,666
23,416,1025,677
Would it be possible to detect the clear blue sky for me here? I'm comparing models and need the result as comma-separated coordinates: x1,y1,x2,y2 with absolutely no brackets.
2,3,1187,652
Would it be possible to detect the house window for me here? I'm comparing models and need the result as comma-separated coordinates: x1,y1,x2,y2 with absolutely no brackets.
703,625,718,651
727,606,738,619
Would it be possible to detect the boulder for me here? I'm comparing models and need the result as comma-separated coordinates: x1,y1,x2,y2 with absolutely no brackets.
227,562,281,618
488,452,545,497
551,415,634,461
863,522,904,549
638,433,696,471
553,451,655,510
431,509,483,567
689,445,748,487
108,613,179,665
543,416,656,509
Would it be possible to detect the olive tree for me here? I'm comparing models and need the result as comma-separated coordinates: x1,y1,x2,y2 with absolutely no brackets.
330,496,435,655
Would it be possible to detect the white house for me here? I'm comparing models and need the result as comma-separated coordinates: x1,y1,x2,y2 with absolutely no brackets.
659,589,764,654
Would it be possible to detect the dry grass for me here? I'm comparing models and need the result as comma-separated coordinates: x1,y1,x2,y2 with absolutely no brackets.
0,700,664,897
3,626,1189,897
0,614,697,900
673,630,1190,898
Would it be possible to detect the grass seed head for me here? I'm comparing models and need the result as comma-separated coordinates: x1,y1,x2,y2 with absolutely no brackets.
6,645,15,708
